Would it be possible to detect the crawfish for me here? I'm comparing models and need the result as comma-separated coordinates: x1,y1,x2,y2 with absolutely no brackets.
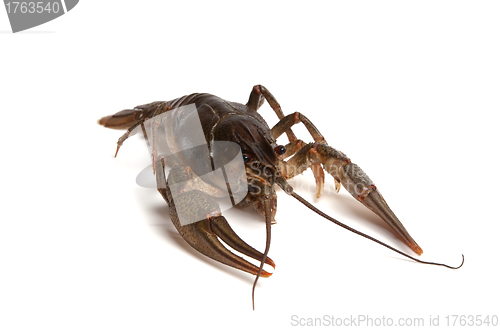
98,85,463,309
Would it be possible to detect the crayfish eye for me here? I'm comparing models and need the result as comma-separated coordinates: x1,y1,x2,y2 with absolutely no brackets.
275,145,286,155
242,154,251,163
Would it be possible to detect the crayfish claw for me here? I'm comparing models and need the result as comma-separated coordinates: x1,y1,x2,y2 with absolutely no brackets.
211,216,275,269
360,189,423,255
156,163,275,277
340,162,423,255
172,216,274,277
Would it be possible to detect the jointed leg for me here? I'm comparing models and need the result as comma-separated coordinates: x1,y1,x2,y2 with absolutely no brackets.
281,139,307,159
247,86,330,193
283,142,349,196
271,112,326,144
246,85,298,143
271,112,329,196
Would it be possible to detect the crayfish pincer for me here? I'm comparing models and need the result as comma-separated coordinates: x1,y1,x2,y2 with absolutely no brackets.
98,85,464,309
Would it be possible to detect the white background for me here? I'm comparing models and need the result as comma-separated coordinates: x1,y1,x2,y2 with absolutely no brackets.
1,1,499,329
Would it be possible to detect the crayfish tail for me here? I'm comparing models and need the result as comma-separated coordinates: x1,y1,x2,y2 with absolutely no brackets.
98,109,143,130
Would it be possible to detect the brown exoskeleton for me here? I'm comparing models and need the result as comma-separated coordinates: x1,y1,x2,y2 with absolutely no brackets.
98,85,463,309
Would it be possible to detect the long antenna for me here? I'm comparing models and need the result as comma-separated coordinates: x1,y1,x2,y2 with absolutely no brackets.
291,191,464,269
